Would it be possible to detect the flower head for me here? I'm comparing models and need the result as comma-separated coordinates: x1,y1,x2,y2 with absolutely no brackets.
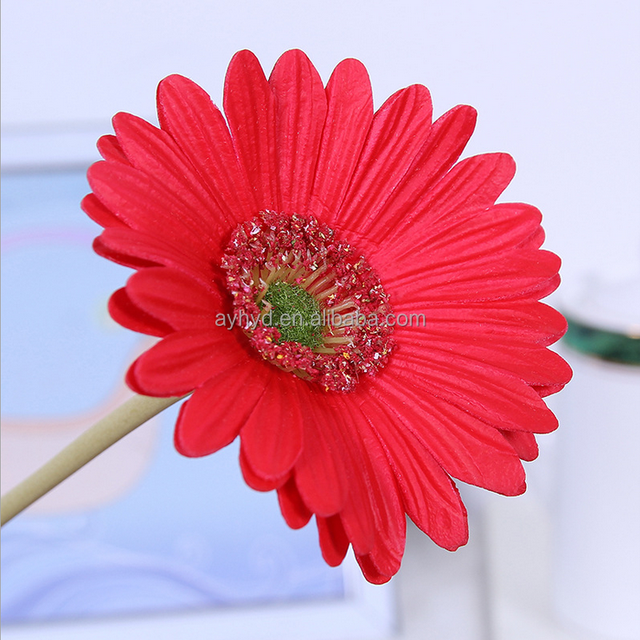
83,50,571,583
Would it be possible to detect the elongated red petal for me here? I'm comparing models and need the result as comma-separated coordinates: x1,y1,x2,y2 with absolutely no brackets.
241,370,304,480
317,515,350,567
88,161,220,259
338,85,433,231
291,384,349,517
125,267,224,331
277,477,312,529
425,151,516,218
96,134,129,165
372,371,530,495
371,152,515,264
95,228,213,282
128,329,247,397
81,193,127,229
331,396,405,575
108,287,172,338
355,553,394,585
309,58,373,224
390,202,543,268
239,445,288,492
113,113,232,238
359,395,468,550
224,50,279,210
501,429,539,461
393,326,572,389
388,250,562,305
157,74,257,225
269,50,327,215
387,349,559,435
391,300,569,347
355,104,477,242
174,360,270,457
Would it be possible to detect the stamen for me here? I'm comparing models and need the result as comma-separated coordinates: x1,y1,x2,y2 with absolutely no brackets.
314,284,339,302
323,336,351,344
300,264,328,289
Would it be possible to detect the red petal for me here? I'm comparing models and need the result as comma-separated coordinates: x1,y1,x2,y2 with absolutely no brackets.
371,152,515,263
174,360,270,457
309,58,373,224
391,300,569,347
533,379,569,398
157,74,256,225
387,250,562,304
425,151,516,217
380,203,562,304
372,371,530,495
292,384,349,517
317,515,349,567
338,84,433,232
269,50,327,215
87,161,220,259
359,396,468,551
500,429,539,461
81,194,127,229
239,445,288,492
95,228,213,282
96,134,129,164
355,553,393,585
126,267,224,331
387,202,543,268
388,349,559,435
524,226,546,249
224,50,279,211
277,477,312,529
241,371,304,480
112,112,231,239
108,287,172,337
95,233,160,271
393,326,572,389
355,104,477,241
128,329,248,397
331,396,405,575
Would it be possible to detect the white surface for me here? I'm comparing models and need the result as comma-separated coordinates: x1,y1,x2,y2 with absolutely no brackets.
484,496,637,640
395,518,488,640
2,0,640,284
554,351,640,640
1,129,102,171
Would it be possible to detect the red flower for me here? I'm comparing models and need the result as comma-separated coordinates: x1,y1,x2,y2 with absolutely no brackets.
83,50,571,584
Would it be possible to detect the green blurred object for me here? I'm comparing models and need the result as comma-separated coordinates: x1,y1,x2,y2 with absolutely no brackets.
563,316,640,366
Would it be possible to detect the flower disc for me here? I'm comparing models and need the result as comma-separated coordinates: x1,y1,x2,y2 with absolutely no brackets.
222,211,395,392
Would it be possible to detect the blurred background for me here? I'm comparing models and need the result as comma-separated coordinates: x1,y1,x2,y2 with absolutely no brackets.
2,1,639,639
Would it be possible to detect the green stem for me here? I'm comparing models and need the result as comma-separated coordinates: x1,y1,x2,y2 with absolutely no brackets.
1,394,185,526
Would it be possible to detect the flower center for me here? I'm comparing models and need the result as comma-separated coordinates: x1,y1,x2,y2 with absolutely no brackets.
222,211,395,392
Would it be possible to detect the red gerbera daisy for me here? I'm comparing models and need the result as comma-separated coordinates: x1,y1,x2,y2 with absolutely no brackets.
82,49,571,584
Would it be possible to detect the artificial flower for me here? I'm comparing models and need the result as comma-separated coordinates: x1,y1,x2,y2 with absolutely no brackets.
83,49,571,584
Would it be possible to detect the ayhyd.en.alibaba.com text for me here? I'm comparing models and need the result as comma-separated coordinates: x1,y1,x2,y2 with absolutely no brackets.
214,310,428,330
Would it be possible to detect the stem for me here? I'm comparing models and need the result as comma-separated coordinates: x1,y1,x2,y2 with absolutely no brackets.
1,394,184,527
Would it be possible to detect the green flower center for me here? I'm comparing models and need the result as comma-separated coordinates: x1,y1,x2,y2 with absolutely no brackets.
263,281,323,349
